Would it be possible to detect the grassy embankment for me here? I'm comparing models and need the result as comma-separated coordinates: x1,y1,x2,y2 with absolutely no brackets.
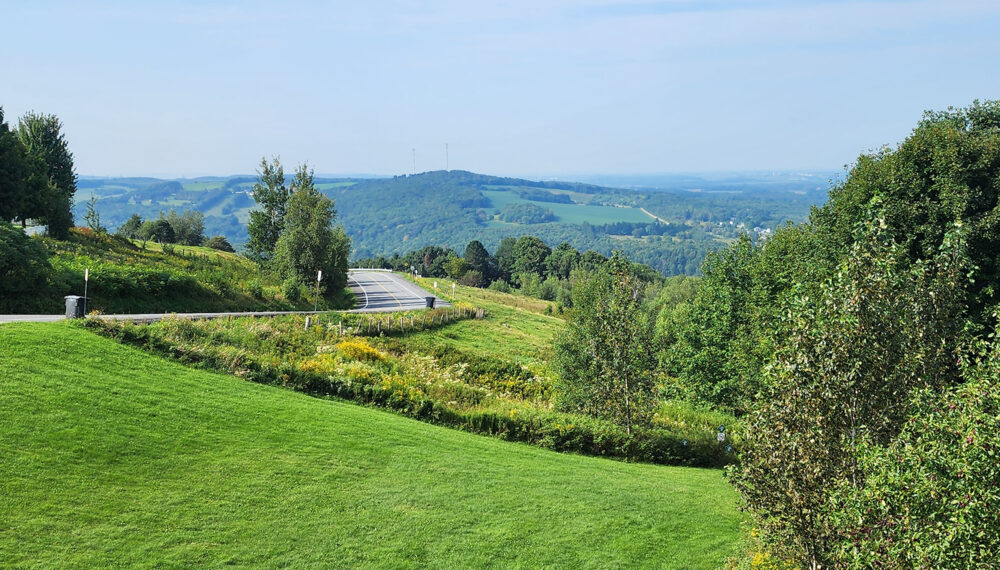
0,322,744,568
22,228,349,314
89,276,739,467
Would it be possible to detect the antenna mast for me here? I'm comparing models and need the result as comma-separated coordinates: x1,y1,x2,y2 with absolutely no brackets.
446,143,449,171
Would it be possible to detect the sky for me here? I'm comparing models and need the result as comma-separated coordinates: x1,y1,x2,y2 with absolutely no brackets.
2,0,999,178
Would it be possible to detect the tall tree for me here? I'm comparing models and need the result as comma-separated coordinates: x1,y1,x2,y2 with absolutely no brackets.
553,253,656,436
246,156,288,264
494,236,517,282
15,112,76,238
273,163,350,295
0,108,28,224
463,240,494,283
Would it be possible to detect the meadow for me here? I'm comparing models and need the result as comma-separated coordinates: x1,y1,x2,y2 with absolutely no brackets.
0,322,745,568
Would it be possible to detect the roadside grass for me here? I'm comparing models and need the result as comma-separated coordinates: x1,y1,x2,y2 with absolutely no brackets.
19,228,348,314
407,275,562,368
0,322,744,568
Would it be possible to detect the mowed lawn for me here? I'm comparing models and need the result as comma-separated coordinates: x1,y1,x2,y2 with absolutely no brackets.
0,323,743,568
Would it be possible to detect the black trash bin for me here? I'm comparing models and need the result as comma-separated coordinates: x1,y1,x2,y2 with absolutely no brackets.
425,296,436,309
65,295,87,319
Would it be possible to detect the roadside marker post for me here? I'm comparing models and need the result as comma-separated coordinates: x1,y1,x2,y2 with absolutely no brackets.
315,270,322,313
84,268,89,314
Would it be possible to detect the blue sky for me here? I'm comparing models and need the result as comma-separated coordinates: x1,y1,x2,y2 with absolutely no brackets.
2,0,998,177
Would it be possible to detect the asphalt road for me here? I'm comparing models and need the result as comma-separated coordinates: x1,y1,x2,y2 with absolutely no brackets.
0,271,448,324
347,270,450,312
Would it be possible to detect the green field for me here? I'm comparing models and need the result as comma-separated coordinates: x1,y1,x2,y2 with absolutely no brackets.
481,189,654,225
0,322,744,568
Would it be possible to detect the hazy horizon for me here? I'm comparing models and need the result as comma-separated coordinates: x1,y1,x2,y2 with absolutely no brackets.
4,1,998,178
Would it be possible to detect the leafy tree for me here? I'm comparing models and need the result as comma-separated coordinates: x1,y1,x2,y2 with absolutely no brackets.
828,332,1000,567
546,242,580,280
116,214,144,239
554,253,656,435
512,235,551,281
730,227,967,567
813,99,1000,328
204,235,235,253
141,218,175,244
15,112,76,238
246,156,288,264
272,163,350,296
165,209,205,246
444,256,468,280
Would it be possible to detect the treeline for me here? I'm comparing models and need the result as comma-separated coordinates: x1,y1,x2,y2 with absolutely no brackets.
0,108,77,237
621,100,1000,566
354,235,663,308
498,202,555,224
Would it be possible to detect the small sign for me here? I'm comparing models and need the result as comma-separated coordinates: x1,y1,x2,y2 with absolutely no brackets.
434,282,438,289
717,432,726,443
317,270,323,282
85,268,89,282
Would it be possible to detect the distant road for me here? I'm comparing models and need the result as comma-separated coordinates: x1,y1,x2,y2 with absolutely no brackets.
0,271,449,324
639,207,671,224
347,270,450,313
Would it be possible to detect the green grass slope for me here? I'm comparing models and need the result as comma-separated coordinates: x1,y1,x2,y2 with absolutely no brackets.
0,323,743,568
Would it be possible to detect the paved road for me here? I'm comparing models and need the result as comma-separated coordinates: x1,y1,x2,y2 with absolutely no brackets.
0,271,449,324
347,270,450,313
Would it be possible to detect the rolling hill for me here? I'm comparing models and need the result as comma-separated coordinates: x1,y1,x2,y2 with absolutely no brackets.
77,169,826,275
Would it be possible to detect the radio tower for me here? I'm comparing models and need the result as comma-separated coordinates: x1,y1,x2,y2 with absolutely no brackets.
445,143,449,171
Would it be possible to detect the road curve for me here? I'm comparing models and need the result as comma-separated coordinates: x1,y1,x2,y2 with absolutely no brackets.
347,270,450,313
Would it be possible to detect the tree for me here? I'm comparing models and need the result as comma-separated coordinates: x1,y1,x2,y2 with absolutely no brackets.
272,163,350,296
463,240,494,283
116,214,144,239
0,108,28,224
246,156,288,264
730,227,967,567
444,256,468,280
83,196,105,233
494,236,517,282
812,99,1000,329
141,218,175,244
165,209,205,245
546,241,580,280
15,112,76,238
512,235,551,282
553,253,656,435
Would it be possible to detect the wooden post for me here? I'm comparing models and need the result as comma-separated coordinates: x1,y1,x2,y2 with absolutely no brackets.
339,320,343,336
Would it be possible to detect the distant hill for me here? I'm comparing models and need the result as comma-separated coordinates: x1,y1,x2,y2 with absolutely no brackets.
76,169,828,276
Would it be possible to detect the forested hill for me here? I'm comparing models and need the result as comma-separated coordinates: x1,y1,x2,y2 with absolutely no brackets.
78,169,825,276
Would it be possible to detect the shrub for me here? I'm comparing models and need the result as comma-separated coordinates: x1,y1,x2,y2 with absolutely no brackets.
205,235,235,252
282,276,302,302
0,223,52,312
336,338,387,362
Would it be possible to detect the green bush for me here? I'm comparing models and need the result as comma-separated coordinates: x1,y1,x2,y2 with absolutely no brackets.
827,338,1000,568
282,276,302,302
0,222,53,312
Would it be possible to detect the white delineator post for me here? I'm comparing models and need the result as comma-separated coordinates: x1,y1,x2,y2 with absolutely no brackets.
315,270,322,312
84,268,89,314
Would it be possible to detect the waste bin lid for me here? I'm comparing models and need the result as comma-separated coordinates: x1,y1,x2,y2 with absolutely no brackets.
65,295,85,300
